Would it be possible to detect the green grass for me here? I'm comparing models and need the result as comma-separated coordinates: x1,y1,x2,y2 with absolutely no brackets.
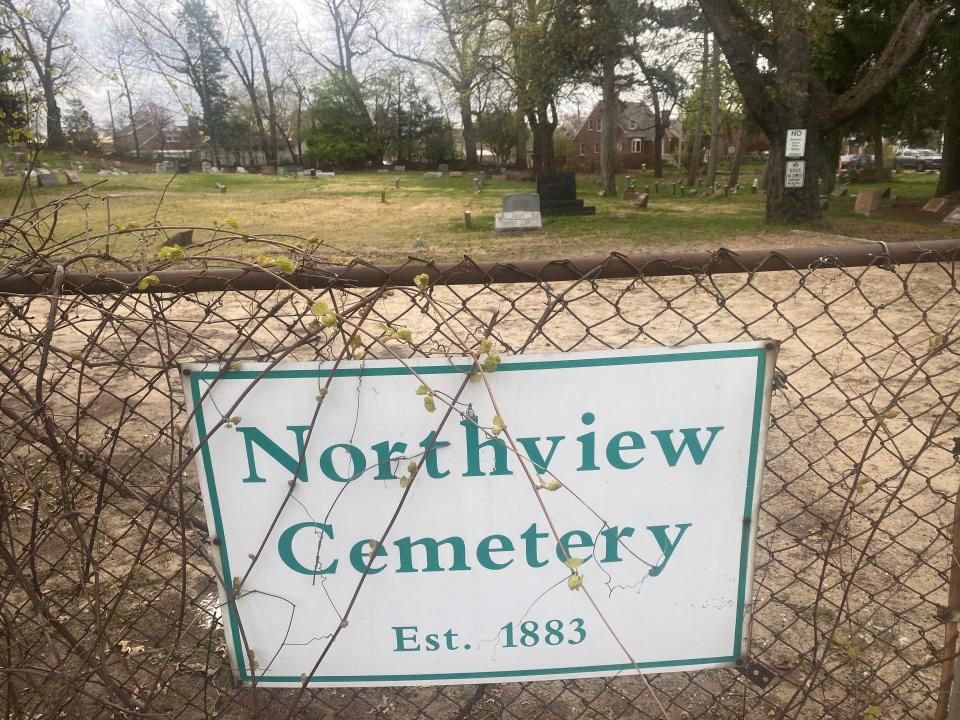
2,160,956,265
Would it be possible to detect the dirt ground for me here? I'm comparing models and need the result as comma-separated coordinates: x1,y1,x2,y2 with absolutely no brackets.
2,235,959,719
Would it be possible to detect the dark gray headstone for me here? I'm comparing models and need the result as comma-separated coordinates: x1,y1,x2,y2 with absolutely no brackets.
37,173,60,188
880,187,891,199
537,172,577,205
501,193,540,213
831,186,848,197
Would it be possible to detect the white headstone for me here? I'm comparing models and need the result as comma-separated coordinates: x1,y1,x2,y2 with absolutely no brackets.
494,210,542,233
944,206,960,225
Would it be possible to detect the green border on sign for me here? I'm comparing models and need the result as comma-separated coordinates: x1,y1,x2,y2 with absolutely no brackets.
188,347,768,683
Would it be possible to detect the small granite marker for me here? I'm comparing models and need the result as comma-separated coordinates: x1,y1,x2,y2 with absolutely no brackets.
495,193,542,233
922,198,948,213
854,188,879,216
880,187,892,199
62,169,81,184
831,186,848,198
634,193,649,209
944,206,960,226
423,171,443,179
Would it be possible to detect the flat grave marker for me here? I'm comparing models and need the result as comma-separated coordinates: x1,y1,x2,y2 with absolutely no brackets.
944,206,960,226
922,198,948,213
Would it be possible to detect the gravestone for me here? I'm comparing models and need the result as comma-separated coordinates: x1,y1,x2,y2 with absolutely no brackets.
622,176,637,200
37,172,60,188
280,165,299,177
880,187,892,199
854,189,879,216
62,170,81,184
831,186,848,198
495,193,542,233
472,177,483,193
820,197,830,211
261,165,276,176
491,174,507,181
536,172,595,216
423,171,443,179
944,206,960,226
4,161,17,177
633,193,649,209
394,165,406,172
501,193,540,213
177,160,190,173
449,171,462,177
236,166,248,173
202,161,212,173
377,168,389,173
438,163,449,172
922,198,948,213
162,229,194,247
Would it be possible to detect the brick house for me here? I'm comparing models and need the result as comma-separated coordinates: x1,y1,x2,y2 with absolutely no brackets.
567,100,682,170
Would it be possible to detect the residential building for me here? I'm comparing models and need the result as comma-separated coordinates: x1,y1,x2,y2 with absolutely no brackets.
566,101,683,170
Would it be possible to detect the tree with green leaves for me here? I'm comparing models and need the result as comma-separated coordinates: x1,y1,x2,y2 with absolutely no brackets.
304,74,379,168
177,0,231,167
699,0,942,223
0,43,27,143
489,0,592,175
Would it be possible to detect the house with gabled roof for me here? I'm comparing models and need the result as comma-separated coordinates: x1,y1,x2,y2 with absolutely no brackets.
567,100,683,170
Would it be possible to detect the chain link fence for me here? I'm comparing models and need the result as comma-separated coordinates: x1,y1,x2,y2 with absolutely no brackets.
1,200,959,719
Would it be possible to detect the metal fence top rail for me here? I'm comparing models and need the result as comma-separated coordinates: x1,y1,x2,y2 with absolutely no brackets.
2,238,959,295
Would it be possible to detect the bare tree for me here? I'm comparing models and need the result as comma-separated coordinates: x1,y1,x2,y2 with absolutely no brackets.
704,39,721,188
103,7,144,158
374,0,489,168
686,30,708,187
0,0,73,148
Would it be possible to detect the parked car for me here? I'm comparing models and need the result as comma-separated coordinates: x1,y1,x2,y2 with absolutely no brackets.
894,148,942,171
840,154,874,170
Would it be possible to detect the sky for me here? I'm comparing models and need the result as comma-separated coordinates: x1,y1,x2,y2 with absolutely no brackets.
61,0,677,131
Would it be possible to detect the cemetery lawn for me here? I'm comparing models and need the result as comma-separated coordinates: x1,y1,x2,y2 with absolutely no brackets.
2,168,957,265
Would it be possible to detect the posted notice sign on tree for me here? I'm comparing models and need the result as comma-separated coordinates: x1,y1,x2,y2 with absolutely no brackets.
182,342,776,687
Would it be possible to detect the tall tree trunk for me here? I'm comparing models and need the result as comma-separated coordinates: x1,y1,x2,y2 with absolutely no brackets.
528,107,557,176
705,41,721,188
600,48,618,195
515,107,526,167
728,119,747,187
122,88,140,160
107,91,118,152
819,131,840,194
686,31,709,186
651,92,664,178
765,127,821,223
459,90,478,168
937,57,960,197
42,75,65,149
873,125,886,179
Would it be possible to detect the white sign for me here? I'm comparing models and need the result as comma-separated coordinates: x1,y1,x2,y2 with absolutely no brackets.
785,129,807,158
785,160,806,188
183,342,775,687
495,210,542,232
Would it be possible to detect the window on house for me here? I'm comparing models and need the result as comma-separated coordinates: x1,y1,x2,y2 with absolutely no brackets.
598,118,602,131
580,143,586,156
588,119,593,130
594,142,600,153
631,138,642,152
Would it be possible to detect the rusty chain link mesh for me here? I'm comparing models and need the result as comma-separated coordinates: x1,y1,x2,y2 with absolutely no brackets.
1,198,959,719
